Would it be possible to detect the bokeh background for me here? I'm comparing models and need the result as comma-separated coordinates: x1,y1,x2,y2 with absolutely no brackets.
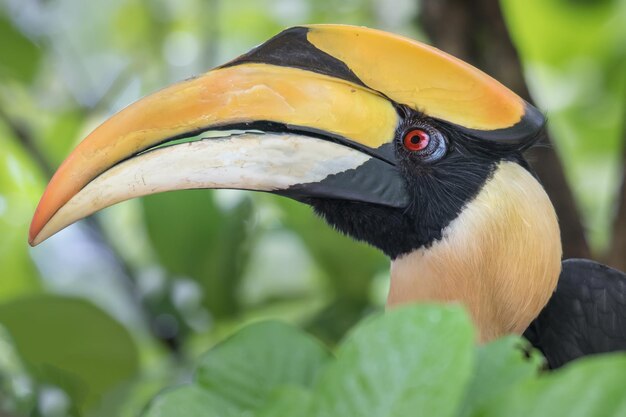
0,0,624,416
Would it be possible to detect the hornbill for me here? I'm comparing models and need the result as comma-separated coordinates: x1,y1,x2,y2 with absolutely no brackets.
29,25,626,368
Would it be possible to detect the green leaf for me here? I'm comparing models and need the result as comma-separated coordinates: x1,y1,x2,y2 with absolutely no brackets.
310,305,474,417
276,197,387,300
481,354,626,416
142,385,238,417
0,124,43,302
255,386,312,417
0,295,139,413
458,336,543,417
39,109,85,167
0,15,41,83
142,190,254,317
273,196,388,342
501,0,626,251
195,320,330,412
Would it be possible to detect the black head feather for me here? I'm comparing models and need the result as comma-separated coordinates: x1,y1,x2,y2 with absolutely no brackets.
306,106,538,259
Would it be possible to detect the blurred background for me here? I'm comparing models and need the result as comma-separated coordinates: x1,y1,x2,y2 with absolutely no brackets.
0,0,624,416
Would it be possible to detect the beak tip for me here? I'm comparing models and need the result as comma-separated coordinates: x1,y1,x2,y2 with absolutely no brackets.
29,208,45,247
28,225,40,247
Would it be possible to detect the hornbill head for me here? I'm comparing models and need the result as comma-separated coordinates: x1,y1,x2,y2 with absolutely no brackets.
29,25,562,342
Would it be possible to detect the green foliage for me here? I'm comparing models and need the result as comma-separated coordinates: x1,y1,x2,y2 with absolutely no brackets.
0,125,43,302
0,295,139,413
143,305,626,417
0,16,41,83
309,306,473,417
275,197,387,341
195,321,329,411
481,355,626,416
276,198,387,301
501,0,626,251
458,337,543,417
142,190,254,317
0,0,624,415
143,385,235,417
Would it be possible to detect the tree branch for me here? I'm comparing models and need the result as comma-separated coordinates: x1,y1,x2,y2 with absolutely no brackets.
0,102,181,354
607,120,626,271
0,106,54,178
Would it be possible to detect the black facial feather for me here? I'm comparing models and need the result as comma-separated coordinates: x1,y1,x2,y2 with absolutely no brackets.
306,107,534,260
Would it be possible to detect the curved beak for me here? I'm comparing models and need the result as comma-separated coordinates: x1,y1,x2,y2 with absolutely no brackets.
30,24,543,246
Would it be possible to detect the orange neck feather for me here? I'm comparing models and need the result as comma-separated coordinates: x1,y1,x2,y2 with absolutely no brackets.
387,161,562,343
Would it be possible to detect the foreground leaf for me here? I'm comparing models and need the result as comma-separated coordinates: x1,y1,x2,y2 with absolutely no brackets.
0,295,139,412
255,386,312,417
311,305,474,417
142,385,237,417
458,336,542,417
482,354,626,417
195,320,330,412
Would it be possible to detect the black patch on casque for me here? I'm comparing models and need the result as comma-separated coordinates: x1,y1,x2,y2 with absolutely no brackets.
454,102,546,147
303,106,534,259
220,26,366,87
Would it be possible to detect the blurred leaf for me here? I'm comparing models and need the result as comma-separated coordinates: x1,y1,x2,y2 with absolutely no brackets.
255,386,312,417
502,0,626,251
458,336,543,417
482,355,626,416
273,197,388,342
39,109,85,167
310,305,474,417
142,385,237,417
195,320,330,412
0,325,36,415
0,15,41,83
0,123,43,302
0,295,139,413
142,190,254,317
113,1,154,53
275,197,387,300
305,297,376,345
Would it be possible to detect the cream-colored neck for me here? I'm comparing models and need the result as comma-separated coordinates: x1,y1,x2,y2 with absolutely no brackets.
387,161,562,343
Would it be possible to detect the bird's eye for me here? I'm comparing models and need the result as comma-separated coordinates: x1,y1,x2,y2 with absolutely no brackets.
401,125,447,163
403,129,430,151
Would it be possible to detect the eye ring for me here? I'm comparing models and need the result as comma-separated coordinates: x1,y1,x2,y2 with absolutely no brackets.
403,129,430,152
399,123,448,163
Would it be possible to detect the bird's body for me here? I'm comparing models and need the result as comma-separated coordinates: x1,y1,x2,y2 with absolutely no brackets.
28,25,626,367
526,259,626,368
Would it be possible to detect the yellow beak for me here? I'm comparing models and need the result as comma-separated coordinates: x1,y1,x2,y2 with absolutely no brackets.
29,24,542,246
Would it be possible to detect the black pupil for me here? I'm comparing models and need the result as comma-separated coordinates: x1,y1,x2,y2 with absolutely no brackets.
411,135,421,144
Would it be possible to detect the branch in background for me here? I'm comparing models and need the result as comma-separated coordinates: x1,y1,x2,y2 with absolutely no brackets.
0,103,182,355
608,122,626,271
418,0,591,260
0,106,54,178
202,0,220,70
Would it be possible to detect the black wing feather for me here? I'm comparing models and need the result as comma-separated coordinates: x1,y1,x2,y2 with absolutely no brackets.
524,258,626,368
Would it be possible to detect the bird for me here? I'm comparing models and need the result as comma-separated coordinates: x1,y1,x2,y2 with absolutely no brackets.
28,25,626,368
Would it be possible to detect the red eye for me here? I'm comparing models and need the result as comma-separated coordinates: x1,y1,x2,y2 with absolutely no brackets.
403,129,430,151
